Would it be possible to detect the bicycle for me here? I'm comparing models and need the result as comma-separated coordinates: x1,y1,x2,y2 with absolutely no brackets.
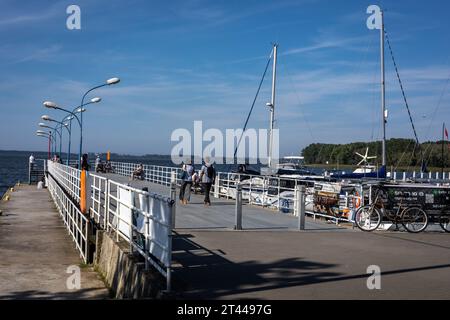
354,185,429,233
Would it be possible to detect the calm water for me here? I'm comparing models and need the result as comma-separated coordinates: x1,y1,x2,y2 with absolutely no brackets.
0,151,34,197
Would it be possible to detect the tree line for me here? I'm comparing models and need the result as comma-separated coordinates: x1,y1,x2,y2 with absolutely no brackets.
301,138,450,168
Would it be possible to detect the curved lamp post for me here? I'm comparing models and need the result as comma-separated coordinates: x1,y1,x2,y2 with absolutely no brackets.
36,130,52,159
39,123,62,156
42,115,72,164
43,94,105,166
43,101,87,166
78,77,119,165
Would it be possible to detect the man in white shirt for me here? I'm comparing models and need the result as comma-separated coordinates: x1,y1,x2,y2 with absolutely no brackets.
29,154,35,170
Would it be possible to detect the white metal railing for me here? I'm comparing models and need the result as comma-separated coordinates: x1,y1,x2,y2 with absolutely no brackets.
110,161,182,186
90,173,108,229
47,173,89,263
47,160,81,204
389,170,450,182
88,174,174,291
28,158,47,184
215,171,316,216
215,171,363,224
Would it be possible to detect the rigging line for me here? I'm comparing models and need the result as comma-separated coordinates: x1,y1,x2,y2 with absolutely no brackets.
234,47,273,159
385,29,425,168
421,61,450,161
393,139,413,171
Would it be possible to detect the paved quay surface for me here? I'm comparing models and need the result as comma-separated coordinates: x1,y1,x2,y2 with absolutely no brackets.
171,230,450,299
99,173,350,231
0,184,109,299
100,173,450,299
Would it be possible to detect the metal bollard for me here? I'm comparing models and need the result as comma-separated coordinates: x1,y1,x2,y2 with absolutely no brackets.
170,171,177,229
235,183,242,230
295,185,306,230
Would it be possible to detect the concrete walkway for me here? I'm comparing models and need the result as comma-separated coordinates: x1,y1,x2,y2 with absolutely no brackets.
0,185,109,299
98,173,450,299
172,230,450,299
99,173,350,231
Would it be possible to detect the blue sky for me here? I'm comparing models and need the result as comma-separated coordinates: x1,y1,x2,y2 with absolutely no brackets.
0,0,449,155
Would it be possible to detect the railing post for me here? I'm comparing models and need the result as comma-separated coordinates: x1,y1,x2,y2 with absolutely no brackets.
139,189,150,271
105,179,109,231
214,174,220,199
129,190,136,255
296,185,306,230
235,183,242,230
170,171,177,229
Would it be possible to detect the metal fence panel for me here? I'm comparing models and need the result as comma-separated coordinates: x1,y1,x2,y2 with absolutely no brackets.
47,161,81,204
47,173,89,262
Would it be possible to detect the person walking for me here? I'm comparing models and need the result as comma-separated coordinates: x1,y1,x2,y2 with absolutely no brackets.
199,157,215,206
29,154,35,170
179,160,195,205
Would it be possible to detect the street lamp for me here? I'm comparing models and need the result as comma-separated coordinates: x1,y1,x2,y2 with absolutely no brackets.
41,115,73,162
43,95,103,166
78,78,120,166
36,130,52,159
39,123,62,156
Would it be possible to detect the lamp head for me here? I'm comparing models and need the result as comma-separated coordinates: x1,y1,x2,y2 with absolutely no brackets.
41,115,52,121
106,77,120,85
91,97,101,103
43,101,58,109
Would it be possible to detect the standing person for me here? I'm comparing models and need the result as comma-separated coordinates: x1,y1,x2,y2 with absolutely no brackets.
81,154,90,171
199,157,215,206
179,159,194,205
29,154,35,170
95,154,101,172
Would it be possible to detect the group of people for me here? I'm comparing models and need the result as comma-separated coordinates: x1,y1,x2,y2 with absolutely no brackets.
179,158,215,206
94,154,114,173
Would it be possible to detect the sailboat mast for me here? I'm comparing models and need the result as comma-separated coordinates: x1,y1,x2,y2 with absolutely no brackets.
268,43,278,168
380,10,387,167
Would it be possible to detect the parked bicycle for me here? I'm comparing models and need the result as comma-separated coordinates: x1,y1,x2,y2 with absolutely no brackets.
355,183,450,233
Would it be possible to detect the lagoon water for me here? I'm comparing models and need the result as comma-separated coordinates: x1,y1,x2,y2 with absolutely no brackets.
0,150,254,197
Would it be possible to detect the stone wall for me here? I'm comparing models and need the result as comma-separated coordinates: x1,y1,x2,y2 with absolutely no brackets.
94,231,166,299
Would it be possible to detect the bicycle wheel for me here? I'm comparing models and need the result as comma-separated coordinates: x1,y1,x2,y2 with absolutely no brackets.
401,207,428,233
354,205,382,232
439,213,450,233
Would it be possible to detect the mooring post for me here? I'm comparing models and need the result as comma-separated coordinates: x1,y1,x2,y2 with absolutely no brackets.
170,171,176,229
295,185,306,230
235,183,242,230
